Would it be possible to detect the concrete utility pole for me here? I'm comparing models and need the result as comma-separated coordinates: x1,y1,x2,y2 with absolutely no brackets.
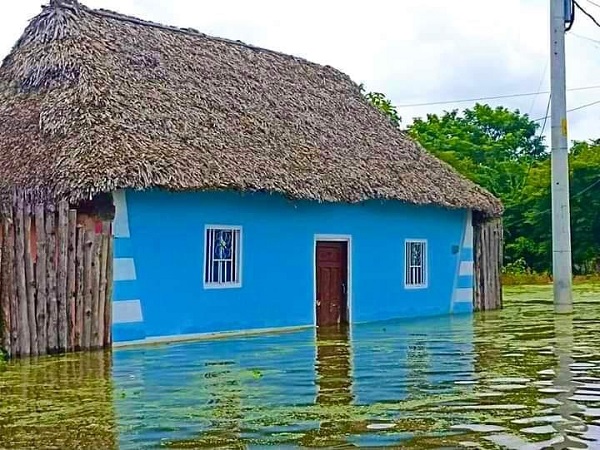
550,0,573,313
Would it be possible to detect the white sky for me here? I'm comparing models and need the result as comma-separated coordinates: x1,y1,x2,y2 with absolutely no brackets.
1,0,599,145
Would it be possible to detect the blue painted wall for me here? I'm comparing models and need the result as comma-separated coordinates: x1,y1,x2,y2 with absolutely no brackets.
112,189,473,343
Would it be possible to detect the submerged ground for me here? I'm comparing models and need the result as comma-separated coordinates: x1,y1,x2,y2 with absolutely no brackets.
0,285,599,449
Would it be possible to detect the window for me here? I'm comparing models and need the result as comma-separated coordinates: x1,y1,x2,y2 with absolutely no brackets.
405,240,427,288
204,226,242,288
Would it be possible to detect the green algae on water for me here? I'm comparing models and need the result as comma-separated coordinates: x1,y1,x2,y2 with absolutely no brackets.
1,284,600,449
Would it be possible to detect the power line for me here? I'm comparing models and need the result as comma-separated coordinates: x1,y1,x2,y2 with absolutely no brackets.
574,0,600,27
529,61,549,115
539,95,552,136
518,94,553,203
397,84,600,108
537,177,600,216
584,0,600,9
577,177,600,196
570,32,600,45
568,98,600,112
532,99,600,122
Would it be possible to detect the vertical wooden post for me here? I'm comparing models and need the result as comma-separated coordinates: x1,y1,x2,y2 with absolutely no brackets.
496,218,504,308
91,232,102,349
492,223,499,308
14,195,31,357
75,226,84,350
35,203,47,356
473,217,503,311
57,200,69,352
82,230,94,350
67,209,77,351
0,198,116,359
493,220,504,309
7,204,18,356
23,201,38,357
46,203,58,353
98,223,110,349
483,221,489,310
474,221,482,312
104,227,113,347
1,207,11,356
0,215,3,352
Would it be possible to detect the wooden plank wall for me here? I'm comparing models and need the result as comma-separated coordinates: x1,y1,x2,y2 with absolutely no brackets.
474,217,503,311
0,195,113,358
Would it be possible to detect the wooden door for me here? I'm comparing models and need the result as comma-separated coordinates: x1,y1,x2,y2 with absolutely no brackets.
316,241,348,327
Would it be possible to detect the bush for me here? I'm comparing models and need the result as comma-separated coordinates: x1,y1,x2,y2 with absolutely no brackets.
502,258,551,285
502,264,600,286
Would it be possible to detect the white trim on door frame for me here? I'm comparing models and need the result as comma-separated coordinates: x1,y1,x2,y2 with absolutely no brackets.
313,234,353,327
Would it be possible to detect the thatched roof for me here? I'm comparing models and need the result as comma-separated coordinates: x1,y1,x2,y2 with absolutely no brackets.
0,0,502,216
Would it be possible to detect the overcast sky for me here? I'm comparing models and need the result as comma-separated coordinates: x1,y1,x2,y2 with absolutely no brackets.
1,0,599,145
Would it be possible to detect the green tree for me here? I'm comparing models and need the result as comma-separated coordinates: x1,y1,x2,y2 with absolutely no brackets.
360,90,599,274
408,104,546,198
407,104,548,269
360,85,401,128
518,140,600,273
569,140,600,273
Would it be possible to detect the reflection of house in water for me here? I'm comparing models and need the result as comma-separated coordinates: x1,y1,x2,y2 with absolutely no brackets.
300,325,358,448
315,326,354,407
163,361,246,449
112,314,476,448
351,315,475,406
112,331,317,448
405,335,431,399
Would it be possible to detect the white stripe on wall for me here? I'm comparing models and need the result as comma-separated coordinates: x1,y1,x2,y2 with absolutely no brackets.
462,210,473,250
454,288,474,303
459,261,474,276
113,300,143,324
114,258,137,281
113,190,130,238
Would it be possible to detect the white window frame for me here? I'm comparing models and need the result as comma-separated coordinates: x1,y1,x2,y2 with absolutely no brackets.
404,239,428,289
203,225,242,289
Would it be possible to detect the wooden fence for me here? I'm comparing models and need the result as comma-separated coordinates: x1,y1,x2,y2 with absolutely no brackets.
0,196,113,358
474,217,503,311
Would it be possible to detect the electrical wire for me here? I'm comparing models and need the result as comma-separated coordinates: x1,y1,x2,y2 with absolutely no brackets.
525,97,600,212
585,0,600,9
568,98,600,112
536,177,600,216
528,62,549,115
576,177,600,197
570,32,600,45
517,95,552,203
539,95,552,136
532,100,598,121
532,99,600,121
398,85,600,108
574,0,600,27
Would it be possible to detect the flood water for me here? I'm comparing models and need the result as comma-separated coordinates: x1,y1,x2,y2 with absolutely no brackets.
1,285,600,449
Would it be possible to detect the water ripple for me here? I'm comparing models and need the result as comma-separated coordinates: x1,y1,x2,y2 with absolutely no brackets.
0,284,598,448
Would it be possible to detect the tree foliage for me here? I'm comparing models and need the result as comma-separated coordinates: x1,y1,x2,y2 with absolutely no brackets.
360,85,401,128
515,140,600,273
361,89,600,274
408,105,550,270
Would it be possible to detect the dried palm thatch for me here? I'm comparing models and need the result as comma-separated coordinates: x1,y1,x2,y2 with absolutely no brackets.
0,0,502,216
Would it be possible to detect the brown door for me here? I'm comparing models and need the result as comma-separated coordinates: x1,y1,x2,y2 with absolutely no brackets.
316,241,348,327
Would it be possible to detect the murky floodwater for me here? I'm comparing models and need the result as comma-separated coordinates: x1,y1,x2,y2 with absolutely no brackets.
1,285,600,449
